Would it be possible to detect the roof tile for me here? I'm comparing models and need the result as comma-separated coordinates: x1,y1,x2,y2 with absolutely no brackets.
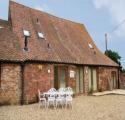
0,1,118,67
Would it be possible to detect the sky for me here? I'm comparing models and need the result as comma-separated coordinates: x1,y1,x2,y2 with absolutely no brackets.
0,0,125,67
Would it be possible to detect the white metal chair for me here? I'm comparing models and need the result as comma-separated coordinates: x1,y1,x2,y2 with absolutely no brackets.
65,87,73,109
38,89,47,108
47,92,56,108
48,88,56,92
66,87,73,93
47,88,57,108
58,87,65,92
65,94,73,109
55,91,65,108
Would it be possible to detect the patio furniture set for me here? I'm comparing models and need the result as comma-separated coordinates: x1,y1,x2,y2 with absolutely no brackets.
38,87,73,109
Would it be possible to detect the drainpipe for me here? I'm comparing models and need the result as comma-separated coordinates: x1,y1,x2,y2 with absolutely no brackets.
20,63,25,105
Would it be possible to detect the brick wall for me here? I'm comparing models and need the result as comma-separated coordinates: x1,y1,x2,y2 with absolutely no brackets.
23,64,54,103
0,63,119,105
0,64,21,105
120,73,125,89
98,67,118,91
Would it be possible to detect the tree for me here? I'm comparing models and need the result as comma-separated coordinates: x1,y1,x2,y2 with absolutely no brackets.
122,68,125,73
105,50,121,65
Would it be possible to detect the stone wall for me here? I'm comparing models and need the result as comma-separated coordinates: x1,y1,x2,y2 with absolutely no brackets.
0,64,21,105
23,64,54,103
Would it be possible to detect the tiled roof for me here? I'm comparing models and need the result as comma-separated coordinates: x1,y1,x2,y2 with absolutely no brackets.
0,19,11,29
0,28,23,61
0,1,118,67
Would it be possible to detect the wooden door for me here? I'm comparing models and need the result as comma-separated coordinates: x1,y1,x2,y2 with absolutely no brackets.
89,68,92,92
60,67,66,88
79,68,84,93
76,67,84,94
89,68,98,92
93,69,97,91
54,66,67,89
111,71,117,89
54,66,58,89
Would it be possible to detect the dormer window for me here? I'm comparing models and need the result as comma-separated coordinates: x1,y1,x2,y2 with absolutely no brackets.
47,43,51,49
38,32,44,39
0,26,4,29
37,18,39,23
23,29,30,51
23,30,30,37
88,43,93,49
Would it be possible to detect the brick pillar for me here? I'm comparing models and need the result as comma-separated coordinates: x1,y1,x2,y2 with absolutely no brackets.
84,66,89,94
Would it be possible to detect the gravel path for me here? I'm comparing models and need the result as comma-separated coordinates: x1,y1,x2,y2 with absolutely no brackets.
0,95,125,120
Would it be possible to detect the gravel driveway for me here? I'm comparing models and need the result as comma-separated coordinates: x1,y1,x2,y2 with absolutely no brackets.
0,95,125,120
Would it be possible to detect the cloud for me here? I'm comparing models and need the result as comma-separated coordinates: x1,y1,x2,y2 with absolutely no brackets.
93,0,125,37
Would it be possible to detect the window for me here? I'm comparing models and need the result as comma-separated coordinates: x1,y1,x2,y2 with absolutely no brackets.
47,43,52,49
88,43,93,49
23,30,30,51
23,30,30,37
38,32,44,39
0,26,4,29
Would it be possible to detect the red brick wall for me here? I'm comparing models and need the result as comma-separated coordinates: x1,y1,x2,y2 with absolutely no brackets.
0,63,119,105
98,67,118,91
120,73,125,89
0,64,21,105
23,64,54,103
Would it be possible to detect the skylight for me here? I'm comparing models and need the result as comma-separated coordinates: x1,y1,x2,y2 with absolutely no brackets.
88,43,93,49
38,32,44,39
23,30,30,37
0,26,4,29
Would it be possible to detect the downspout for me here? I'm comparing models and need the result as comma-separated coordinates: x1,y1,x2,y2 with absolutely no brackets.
20,63,25,105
